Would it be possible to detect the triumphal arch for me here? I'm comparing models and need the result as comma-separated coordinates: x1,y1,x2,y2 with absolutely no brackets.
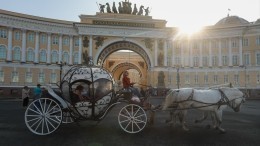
76,4,171,87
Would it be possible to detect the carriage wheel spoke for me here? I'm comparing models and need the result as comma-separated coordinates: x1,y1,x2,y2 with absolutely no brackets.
133,107,141,117
32,102,42,114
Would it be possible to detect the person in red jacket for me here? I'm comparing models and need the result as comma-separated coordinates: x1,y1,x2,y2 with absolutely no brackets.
122,71,142,98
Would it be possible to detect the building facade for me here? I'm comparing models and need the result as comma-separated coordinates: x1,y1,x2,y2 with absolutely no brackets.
0,6,260,98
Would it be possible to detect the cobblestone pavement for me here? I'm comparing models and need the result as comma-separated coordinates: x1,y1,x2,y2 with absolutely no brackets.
0,98,259,146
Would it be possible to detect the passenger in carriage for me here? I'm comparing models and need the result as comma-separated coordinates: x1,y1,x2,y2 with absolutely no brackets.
122,71,143,98
71,85,87,104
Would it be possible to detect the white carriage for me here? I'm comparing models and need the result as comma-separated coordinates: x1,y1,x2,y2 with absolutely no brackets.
24,65,149,135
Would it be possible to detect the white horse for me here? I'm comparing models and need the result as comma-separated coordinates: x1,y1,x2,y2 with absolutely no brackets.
162,87,245,133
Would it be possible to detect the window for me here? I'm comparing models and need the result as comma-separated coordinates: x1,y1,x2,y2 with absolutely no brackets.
26,48,34,62
234,75,239,85
232,55,239,66
193,42,199,49
39,50,47,62
0,71,4,82
222,56,228,66
256,36,260,46
40,34,47,44
232,39,238,48
167,56,171,66
63,52,69,63
211,41,217,49
185,74,190,84
25,72,32,83
246,74,250,84
74,38,79,47
50,73,57,84
0,29,7,38
204,74,208,84
257,73,260,84
193,56,199,67
175,57,181,66
63,37,69,46
51,50,58,63
28,33,34,42
38,73,45,83
256,53,260,65
194,75,198,84
243,54,250,65
221,40,227,48
0,45,6,59
224,75,229,84
13,47,21,61
212,56,218,66
15,31,21,40
202,56,208,66
73,52,78,64
11,71,19,82
203,41,208,49
213,75,218,84
52,36,58,45
243,38,248,46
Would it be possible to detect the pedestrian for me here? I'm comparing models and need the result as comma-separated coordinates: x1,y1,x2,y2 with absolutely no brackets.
33,84,42,100
22,86,30,107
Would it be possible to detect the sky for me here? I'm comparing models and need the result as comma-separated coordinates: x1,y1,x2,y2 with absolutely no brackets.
0,0,260,32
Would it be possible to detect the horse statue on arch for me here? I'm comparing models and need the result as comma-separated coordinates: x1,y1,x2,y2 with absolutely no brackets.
162,85,246,133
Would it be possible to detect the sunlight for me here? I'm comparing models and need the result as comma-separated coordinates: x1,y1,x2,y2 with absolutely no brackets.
178,24,203,35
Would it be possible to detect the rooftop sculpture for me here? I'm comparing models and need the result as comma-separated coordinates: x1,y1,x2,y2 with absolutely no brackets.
97,0,150,16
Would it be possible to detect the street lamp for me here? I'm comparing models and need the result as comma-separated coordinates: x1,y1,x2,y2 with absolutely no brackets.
176,65,180,89
56,61,66,86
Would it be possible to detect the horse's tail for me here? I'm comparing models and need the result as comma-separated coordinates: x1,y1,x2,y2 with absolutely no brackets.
162,89,177,110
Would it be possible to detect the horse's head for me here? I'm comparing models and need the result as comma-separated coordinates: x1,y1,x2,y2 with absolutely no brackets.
221,88,245,112
162,89,179,110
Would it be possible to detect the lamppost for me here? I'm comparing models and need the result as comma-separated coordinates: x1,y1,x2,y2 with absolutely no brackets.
56,61,66,86
176,65,180,89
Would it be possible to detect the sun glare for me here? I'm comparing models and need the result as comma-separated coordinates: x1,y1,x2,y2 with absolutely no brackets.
178,25,203,35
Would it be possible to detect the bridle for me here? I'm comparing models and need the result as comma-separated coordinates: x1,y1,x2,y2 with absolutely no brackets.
218,89,245,110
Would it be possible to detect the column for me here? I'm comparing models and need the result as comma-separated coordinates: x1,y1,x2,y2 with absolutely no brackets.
171,41,175,66
89,35,93,58
189,41,193,67
78,35,82,64
69,35,73,65
218,39,222,67
209,40,212,67
58,34,63,63
164,40,167,66
154,39,158,66
228,38,232,66
199,41,203,67
21,29,26,63
239,37,243,66
181,43,184,67
7,27,13,61
47,33,51,64
34,31,39,63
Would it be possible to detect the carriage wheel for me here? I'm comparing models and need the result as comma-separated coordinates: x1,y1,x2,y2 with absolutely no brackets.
24,98,62,135
62,110,74,124
118,104,147,134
